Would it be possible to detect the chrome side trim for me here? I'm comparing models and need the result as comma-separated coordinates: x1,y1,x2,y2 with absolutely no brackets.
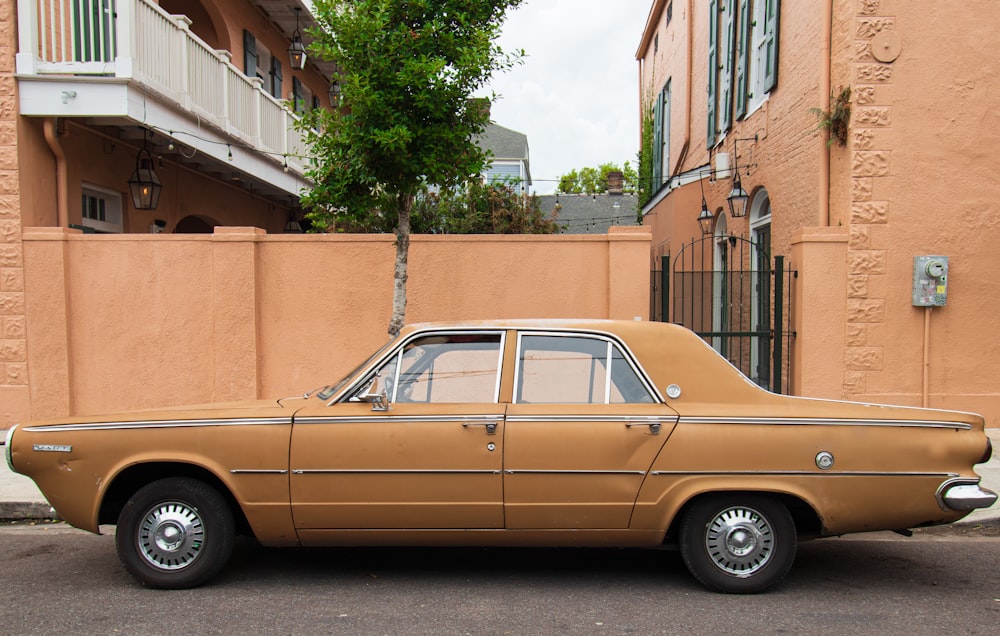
505,469,647,475
650,470,956,477
23,417,292,433
292,469,503,475
295,415,502,425
505,415,672,424
677,416,972,430
229,469,289,475
3,425,16,472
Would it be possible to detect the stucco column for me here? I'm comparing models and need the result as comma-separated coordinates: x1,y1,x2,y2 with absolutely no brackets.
607,226,652,320
791,227,848,399
22,227,77,419
212,227,263,401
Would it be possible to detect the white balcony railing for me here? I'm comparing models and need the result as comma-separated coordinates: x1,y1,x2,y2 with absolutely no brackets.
18,0,308,174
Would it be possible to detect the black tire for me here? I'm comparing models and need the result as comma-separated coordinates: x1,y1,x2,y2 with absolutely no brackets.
115,477,235,589
679,493,796,594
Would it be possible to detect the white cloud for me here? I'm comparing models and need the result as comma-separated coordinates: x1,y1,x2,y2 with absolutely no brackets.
484,0,652,193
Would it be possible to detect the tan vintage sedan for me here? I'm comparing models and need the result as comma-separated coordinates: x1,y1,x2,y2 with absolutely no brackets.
3,320,996,593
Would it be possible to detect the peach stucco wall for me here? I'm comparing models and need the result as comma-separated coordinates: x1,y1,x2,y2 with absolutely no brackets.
17,226,650,423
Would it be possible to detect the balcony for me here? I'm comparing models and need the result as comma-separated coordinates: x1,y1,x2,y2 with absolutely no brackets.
14,0,329,198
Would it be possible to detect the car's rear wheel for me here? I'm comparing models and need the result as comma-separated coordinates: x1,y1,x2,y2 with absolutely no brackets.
116,477,234,589
679,493,796,593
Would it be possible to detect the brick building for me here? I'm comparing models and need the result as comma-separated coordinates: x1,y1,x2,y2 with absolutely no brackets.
637,0,1000,424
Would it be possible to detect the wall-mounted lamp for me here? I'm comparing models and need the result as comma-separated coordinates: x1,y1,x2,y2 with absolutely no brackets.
726,135,758,218
288,7,308,71
697,174,714,235
328,78,342,106
127,134,162,210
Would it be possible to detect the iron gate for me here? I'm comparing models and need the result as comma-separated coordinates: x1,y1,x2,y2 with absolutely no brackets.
650,235,796,393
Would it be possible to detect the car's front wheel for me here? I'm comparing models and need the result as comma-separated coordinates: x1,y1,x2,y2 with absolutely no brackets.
116,477,235,589
679,493,796,593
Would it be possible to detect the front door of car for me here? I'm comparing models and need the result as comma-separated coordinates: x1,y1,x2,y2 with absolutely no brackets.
503,332,679,529
289,331,506,530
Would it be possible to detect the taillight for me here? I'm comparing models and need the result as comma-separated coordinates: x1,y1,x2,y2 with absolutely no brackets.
978,437,993,465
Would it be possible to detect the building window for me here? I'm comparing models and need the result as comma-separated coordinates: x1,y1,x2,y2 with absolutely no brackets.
666,1,673,26
81,184,123,233
709,0,780,145
652,81,671,191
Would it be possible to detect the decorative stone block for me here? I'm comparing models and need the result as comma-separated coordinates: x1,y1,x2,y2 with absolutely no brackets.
848,250,887,275
852,178,874,201
848,298,886,322
851,201,889,223
843,370,866,397
846,346,883,371
0,267,21,291
0,338,25,362
857,18,896,38
0,219,18,242
0,291,23,314
856,64,893,82
0,244,20,267
849,226,871,249
2,315,23,338
854,86,877,105
858,0,881,16
4,362,26,385
854,129,876,150
0,194,18,217
847,324,867,346
848,275,869,297
853,152,890,177
855,107,891,126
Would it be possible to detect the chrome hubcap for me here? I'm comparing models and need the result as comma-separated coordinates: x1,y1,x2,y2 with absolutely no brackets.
705,505,773,577
137,501,205,571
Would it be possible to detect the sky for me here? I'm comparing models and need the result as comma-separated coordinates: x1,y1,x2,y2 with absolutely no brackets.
483,0,654,194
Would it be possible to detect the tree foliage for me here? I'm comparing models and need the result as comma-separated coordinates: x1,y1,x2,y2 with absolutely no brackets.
556,162,639,195
412,181,560,234
298,0,525,335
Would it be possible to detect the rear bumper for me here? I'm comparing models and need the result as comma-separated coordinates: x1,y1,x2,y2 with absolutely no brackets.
937,479,998,512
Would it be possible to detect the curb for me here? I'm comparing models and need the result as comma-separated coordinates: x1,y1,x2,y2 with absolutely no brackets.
0,502,58,521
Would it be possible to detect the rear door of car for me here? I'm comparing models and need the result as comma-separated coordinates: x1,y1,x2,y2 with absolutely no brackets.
289,330,506,530
503,330,679,529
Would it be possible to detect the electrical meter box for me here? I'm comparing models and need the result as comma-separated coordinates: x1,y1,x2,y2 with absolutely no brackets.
912,256,949,306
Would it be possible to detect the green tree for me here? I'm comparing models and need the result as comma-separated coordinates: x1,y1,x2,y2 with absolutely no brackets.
299,0,524,336
411,181,561,234
556,162,639,195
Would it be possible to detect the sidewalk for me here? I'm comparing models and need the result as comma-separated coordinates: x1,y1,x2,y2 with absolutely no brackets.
3,429,999,525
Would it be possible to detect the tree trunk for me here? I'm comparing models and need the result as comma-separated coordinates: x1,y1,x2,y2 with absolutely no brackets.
388,192,413,337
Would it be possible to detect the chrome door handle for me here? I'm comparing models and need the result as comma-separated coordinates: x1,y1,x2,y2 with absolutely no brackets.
463,421,498,435
626,421,662,435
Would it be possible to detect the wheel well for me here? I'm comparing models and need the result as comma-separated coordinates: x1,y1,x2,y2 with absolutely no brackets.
98,463,254,536
663,490,823,545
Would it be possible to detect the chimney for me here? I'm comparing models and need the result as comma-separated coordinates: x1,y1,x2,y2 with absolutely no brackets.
606,171,624,195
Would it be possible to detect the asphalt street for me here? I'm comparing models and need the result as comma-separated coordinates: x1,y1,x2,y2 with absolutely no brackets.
0,524,998,635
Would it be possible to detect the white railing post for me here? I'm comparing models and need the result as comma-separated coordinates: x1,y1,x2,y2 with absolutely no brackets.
115,0,135,77
15,0,39,73
172,15,193,108
218,50,232,134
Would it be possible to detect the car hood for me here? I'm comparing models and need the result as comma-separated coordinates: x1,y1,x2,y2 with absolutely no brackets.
17,398,295,429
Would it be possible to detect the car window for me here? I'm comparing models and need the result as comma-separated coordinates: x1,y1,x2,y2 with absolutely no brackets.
372,333,503,404
517,334,655,404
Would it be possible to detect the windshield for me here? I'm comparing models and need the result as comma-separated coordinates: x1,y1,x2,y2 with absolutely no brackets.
315,336,398,401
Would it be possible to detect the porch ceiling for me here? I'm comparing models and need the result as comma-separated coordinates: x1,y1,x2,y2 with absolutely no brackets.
256,1,338,81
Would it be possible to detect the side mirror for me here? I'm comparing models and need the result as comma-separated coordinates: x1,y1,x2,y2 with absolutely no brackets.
357,375,389,411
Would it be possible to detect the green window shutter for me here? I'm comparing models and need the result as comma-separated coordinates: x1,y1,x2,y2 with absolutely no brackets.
763,0,780,92
271,57,283,99
735,0,750,119
292,77,304,113
243,30,257,78
662,84,671,179
718,0,735,135
707,0,718,148
652,88,663,189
